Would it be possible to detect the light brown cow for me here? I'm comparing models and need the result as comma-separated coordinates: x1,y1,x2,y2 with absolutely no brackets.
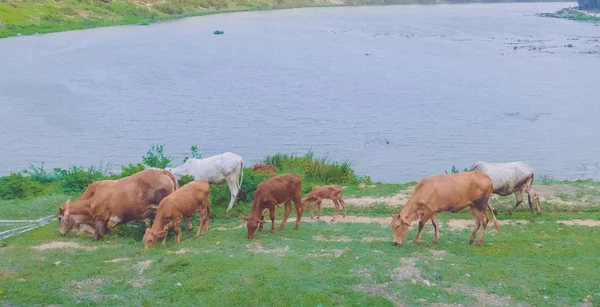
391,171,499,247
252,163,277,174
57,168,178,240
242,174,302,239
302,185,347,221
143,180,210,249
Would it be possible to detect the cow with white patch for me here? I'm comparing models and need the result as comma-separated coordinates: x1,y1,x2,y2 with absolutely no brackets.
57,168,178,240
469,161,541,215
168,152,244,212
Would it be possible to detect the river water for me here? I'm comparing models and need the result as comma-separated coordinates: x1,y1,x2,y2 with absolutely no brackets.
1,2,599,183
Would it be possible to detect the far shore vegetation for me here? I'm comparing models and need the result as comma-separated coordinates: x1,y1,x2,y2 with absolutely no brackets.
538,7,600,22
0,0,572,39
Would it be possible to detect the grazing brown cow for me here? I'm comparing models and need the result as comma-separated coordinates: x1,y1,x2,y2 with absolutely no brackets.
242,174,302,239
143,180,210,249
302,185,347,221
391,171,499,247
57,168,178,240
252,163,277,174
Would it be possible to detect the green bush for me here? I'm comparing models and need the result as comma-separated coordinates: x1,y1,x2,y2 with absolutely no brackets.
263,150,357,184
56,166,105,194
183,145,202,163
178,174,195,187
22,163,57,184
142,144,171,169
120,163,146,178
0,172,46,200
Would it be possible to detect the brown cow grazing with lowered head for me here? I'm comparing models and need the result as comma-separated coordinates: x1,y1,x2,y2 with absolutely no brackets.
302,185,347,221
143,180,210,249
252,163,277,174
391,171,499,247
57,168,178,240
242,174,302,239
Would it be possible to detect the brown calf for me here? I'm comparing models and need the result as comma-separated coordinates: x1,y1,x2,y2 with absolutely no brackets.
57,168,178,240
252,164,277,174
143,180,210,249
302,185,347,220
391,171,499,247
242,174,302,239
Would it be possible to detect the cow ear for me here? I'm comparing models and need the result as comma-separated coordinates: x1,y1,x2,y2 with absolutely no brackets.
66,198,70,204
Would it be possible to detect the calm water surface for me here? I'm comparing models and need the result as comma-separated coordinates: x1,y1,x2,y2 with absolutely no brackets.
1,2,599,183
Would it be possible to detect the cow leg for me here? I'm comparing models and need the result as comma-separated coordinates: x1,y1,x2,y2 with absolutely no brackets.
184,217,193,232
94,219,108,240
507,191,524,215
225,176,240,212
293,197,302,230
331,198,340,222
413,212,432,243
174,219,182,244
280,201,292,230
431,213,440,243
309,201,315,219
161,233,167,247
269,207,276,234
197,207,208,237
469,207,481,245
475,209,490,246
339,197,347,218
258,208,268,232
527,187,542,216
317,200,323,220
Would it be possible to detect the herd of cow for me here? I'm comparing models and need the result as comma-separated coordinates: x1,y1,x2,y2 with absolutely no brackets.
55,151,542,249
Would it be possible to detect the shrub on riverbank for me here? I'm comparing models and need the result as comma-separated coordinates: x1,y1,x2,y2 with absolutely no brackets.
538,8,600,22
0,145,363,217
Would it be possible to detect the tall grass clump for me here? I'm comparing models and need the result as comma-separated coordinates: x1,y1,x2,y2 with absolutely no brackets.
262,150,358,184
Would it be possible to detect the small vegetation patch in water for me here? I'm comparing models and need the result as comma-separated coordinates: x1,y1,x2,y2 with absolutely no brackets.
538,8,600,22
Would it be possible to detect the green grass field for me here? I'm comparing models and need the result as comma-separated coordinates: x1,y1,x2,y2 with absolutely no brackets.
1,180,600,306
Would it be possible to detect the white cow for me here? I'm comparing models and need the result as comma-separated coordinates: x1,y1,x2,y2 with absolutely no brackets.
469,161,541,215
168,152,244,211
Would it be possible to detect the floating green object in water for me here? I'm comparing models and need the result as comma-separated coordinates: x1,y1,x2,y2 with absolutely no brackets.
213,30,224,35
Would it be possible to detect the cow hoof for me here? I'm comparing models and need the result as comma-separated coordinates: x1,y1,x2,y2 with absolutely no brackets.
413,239,421,244
257,229,262,232
316,217,320,219
536,212,542,216
293,226,299,230
506,210,513,216
474,241,482,247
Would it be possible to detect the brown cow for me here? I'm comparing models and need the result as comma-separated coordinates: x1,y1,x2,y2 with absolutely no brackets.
143,180,210,249
302,185,347,221
391,171,499,247
57,168,178,240
252,163,277,174
242,174,302,239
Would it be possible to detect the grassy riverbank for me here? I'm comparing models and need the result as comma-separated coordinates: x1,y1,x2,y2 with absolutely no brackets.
1,146,600,305
1,180,600,306
0,0,571,39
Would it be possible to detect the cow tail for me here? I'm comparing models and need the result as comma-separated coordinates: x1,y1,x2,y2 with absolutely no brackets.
165,169,179,191
527,173,534,212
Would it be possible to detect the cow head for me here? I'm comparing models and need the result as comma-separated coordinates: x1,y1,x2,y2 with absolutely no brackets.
57,198,76,235
241,217,268,239
391,214,411,245
143,228,167,249
300,197,312,210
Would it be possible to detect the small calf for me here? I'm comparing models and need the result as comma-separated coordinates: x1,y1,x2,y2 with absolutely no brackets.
242,174,303,239
144,180,210,249
302,185,347,221
252,163,277,174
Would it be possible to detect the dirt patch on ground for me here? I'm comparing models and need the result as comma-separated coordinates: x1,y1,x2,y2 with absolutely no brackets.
246,243,288,255
361,237,388,242
302,215,391,226
534,184,600,206
313,234,352,242
72,277,104,290
104,258,130,263
211,223,245,231
557,220,600,227
70,277,119,301
390,258,422,282
344,190,413,207
128,260,153,288
428,248,448,256
445,219,529,231
167,248,192,254
306,247,349,258
34,242,97,251
448,284,515,306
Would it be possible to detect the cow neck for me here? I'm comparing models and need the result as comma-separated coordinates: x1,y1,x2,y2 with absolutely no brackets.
399,199,419,223
250,197,264,220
